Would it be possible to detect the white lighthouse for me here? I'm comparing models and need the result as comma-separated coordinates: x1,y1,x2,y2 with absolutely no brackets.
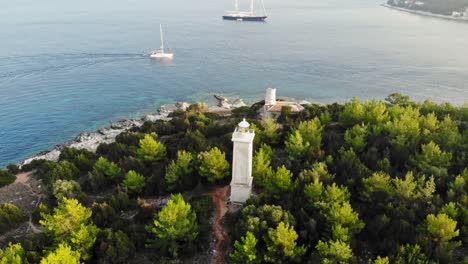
230,118,255,203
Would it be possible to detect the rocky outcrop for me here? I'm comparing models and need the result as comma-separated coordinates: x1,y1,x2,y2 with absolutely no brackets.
213,94,247,109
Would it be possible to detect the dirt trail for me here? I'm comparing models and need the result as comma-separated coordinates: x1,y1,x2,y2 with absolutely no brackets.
210,186,230,264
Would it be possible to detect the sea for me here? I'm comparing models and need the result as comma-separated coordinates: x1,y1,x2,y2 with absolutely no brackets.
1,0,467,167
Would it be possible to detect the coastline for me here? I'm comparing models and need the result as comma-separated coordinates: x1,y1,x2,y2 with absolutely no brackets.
18,111,171,168
382,3,468,22
16,95,248,168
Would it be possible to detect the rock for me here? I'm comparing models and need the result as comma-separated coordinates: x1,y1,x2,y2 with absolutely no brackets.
220,100,231,109
143,114,170,122
231,98,247,108
214,94,230,107
175,102,191,111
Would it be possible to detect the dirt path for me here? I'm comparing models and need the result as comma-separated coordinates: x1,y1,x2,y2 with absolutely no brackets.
210,186,230,264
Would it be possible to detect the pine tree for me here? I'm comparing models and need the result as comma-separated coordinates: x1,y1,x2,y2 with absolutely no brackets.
264,222,306,263
136,134,167,162
229,232,258,263
165,150,194,191
146,194,198,258
197,147,230,182
122,170,145,194
40,244,81,264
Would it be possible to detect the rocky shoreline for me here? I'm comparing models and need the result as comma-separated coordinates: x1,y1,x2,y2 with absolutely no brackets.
383,3,468,22
17,100,197,167
18,112,170,167
17,95,248,168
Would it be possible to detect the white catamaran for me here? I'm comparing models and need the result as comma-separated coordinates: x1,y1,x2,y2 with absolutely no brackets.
150,24,173,59
223,0,267,21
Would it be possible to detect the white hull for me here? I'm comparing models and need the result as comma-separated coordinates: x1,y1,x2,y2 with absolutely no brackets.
150,52,174,59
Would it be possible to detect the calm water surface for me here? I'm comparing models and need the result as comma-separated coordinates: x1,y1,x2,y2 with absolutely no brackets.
0,0,467,166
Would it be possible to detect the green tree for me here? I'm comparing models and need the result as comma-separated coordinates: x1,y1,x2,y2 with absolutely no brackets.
297,117,323,150
285,118,323,161
0,203,25,233
52,179,82,200
40,243,81,264
419,112,439,138
229,231,258,263
93,157,121,179
136,134,167,162
285,130,309,161
46,160,79,183
40,198,98,260
392,171,418,200
395,244,432,264
316,239,353,264
344,124,368,152
122,170,145,194
197,147,230,182
385,105,421,150
0,243,28,264
369,256,390,264
95,229,135,264
298,162,334,184
411,141,452,178
146,193,198,258
320,110,332,126
435,115,461,150
252,144,273,188
363,100,389,125
0,170,15,188
236,204,295,240
340,97,364,126
385,93,410,106
264,222,306,263
265,166,295,195
425,213,460,260
361,171,393,201
261,117,280,145
439,202,458,219
165,150,194,191
69,223,99,260
326,202,364,237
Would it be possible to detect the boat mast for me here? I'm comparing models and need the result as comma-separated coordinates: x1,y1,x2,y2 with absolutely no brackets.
235,0,239,13
160,24,164,51
261,0,267,16
250,0,254,15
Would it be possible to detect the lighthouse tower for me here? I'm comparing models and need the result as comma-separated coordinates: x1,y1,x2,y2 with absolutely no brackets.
230,118,255,203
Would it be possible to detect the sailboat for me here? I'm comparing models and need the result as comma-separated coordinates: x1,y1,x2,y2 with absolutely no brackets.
223,0,267,21
150,24,174,59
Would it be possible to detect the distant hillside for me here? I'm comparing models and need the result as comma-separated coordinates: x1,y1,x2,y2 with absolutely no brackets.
388,0,468,16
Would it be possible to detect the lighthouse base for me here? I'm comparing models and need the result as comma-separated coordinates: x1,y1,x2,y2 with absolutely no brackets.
230,183,252,204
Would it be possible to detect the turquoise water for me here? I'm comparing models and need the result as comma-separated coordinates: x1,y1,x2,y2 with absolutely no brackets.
1,0,467,167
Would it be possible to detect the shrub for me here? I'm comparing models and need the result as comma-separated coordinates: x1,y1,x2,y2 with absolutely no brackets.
6,164,20,174
122,170,145,194
0,203,25,233
0,170,15,188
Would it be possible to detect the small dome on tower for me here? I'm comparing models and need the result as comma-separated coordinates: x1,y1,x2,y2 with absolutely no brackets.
238,118,250,129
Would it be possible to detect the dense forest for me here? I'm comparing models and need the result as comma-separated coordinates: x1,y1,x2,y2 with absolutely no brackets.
388,0,468,16
0,93,467,263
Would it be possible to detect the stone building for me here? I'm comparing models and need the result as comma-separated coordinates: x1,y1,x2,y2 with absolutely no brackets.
261,88,305,118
